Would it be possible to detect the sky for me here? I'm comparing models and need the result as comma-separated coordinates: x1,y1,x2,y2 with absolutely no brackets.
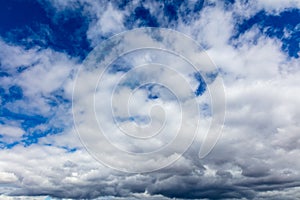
0,0,300,199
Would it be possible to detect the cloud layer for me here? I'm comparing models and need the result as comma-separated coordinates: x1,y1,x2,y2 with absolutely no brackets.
0,0,299,199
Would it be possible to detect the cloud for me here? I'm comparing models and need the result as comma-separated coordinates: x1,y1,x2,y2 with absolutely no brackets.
0,125,24,144
254,0,300,13
87,2,125,46
0,172,18,184
0,39,78,149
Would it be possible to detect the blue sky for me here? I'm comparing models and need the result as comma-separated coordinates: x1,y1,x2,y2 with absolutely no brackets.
0,0,300,199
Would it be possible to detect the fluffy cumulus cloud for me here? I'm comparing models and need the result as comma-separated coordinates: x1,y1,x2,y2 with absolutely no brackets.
0,0,299,199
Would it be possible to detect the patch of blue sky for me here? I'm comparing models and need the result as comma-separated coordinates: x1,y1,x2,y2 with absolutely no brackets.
194,72,207,96
0,83,70,148
16,65,29,73
0,71,10,77
0,87,6,102
118,77,142,90
45,89,71,107
61,146,77,153
223,0,236,10
0,102,67,148
115,115,151,125
124,5,159,29
122,0,207,28
193,0,205,12
0,0,91,59
200,103,212,117
45,95,70,108
163,0,219,24
204,70,219,84
108,57,132,74
0,140,19,149
8,85,23,101
0,108,47,131
139,84,161,100
22,127,64,147
147,92,160,100
42,143,77,153
0,85,23,105
139,83,179,102
163,2,180,22
112,0,131,10
0,83,48,132
233,9,300,58
44,196,52,200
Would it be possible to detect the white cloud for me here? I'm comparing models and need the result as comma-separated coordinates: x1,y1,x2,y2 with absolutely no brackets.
87,2,125,43
0,40,77,114
0,126,24,138
0,172,18,184
232,0,300,18
0,125,24,144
